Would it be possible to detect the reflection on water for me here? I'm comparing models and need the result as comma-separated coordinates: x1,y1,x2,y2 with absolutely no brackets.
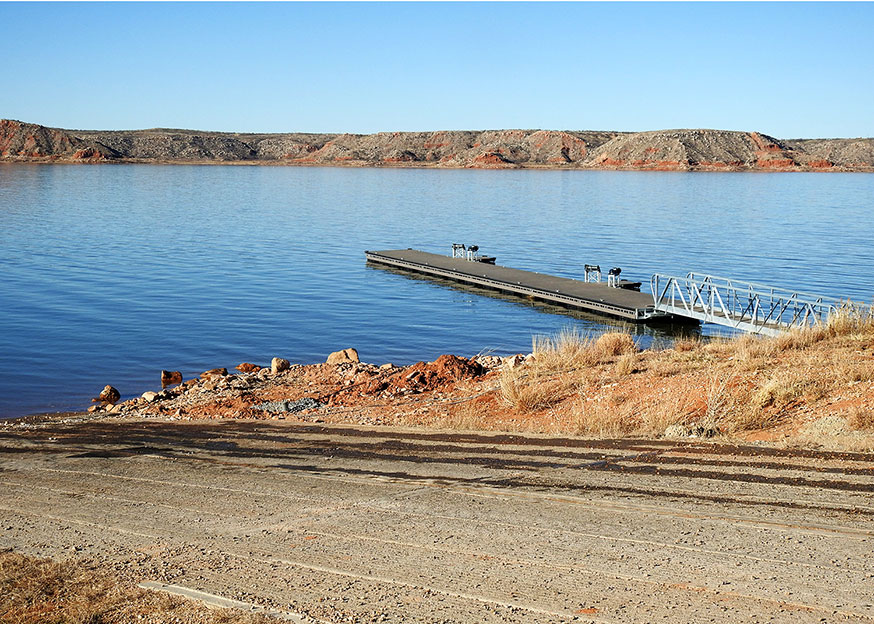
365,262,703,341
0,164,871,417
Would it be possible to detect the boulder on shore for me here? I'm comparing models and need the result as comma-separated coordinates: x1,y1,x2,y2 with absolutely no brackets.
502,354,525,370
200,368,228,379
271,357,290,374
93,385,120,405
327,348,359,365
236,362,261,373
161,370,183,387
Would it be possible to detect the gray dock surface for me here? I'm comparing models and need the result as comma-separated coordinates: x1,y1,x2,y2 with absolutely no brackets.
366,249,663,321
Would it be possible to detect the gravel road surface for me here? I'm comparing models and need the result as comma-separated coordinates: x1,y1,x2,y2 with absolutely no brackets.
1,418,872,623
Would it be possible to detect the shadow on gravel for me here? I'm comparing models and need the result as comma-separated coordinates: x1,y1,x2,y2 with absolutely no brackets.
6,420,874,459
268,462,874,518
2,420,872,509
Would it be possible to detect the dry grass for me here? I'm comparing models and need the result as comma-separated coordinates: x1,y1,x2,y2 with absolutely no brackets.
532,327,590,358
501,369,572,411
433,396,493,431
488,309,874,446
527,328,593,374
831,359,874,383
731,306,874,361
637,382,705,434
527,328,637,375
673,338,701,352
0,551,271,624
751,369,827,410
593,332,637,358
720,404,779,433
572,398,638,437
734,334,777,361
827,304,874,336
645,358,686,378
500,329,638,413
614,352,638,376
848,407,874,432
701,373,735,429
772,325,831,351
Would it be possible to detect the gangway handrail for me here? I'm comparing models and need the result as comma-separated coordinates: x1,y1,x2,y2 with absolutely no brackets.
650,272,862,336
682,272,846,306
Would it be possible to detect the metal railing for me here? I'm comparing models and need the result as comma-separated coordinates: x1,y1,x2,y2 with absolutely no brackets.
651,272,848,336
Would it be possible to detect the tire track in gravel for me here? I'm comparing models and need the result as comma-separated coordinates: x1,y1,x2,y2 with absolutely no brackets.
4,477,869,576
5,502,871,623
3,419,873,623
24,463,873,536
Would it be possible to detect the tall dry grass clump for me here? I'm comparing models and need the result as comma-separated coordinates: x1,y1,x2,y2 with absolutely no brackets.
708,307,874,434
500,329,637,412
500,369,570,411
527,328,638,374
527,328,593,374
775,325,831,351
780,304,874,347
751,369,828,410
673,337,701,352
826,303,874,337
725,305,874,361
614,352,637,376
734,334,776,361
593,332,637,358
572,397,638,437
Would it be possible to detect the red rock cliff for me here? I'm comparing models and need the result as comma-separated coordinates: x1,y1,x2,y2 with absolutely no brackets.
2,120,872,171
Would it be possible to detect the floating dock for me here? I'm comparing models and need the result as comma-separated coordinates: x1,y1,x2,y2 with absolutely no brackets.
365,249,667,322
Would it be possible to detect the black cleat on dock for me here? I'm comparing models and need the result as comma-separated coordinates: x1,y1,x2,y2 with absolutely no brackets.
365,249,667,322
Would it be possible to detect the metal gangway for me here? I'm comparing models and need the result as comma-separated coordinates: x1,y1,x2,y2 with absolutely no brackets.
651,272,851,336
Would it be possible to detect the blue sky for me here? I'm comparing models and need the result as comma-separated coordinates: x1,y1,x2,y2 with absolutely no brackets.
1,2,872,137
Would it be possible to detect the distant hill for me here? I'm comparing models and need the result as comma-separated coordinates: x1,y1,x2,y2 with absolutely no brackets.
2,119,872,171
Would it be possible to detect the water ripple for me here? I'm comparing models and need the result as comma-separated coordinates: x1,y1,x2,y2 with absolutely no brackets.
1,165,872,417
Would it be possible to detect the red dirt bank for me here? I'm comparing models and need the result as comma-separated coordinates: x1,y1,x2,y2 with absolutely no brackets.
92,330,874,453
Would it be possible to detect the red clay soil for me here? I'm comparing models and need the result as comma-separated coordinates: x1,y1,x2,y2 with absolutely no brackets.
93,331,874,452
337,355,485,400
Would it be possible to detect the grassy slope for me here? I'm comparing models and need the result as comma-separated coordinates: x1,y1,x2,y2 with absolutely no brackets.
445,311,874,451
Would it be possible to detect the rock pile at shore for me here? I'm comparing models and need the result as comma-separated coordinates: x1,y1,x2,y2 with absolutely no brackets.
93,350,500,421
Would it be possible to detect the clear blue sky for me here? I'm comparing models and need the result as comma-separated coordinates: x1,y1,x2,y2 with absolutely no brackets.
1,2,872,138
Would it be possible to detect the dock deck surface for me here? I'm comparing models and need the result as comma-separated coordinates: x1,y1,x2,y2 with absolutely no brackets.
366,249,662,321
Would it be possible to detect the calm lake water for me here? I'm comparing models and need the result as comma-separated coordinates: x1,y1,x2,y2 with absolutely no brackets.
1,164,872,418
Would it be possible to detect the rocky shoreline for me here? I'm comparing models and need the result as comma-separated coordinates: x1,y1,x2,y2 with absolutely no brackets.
84,348,502,425
3,119,873,171
42,321,872,455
